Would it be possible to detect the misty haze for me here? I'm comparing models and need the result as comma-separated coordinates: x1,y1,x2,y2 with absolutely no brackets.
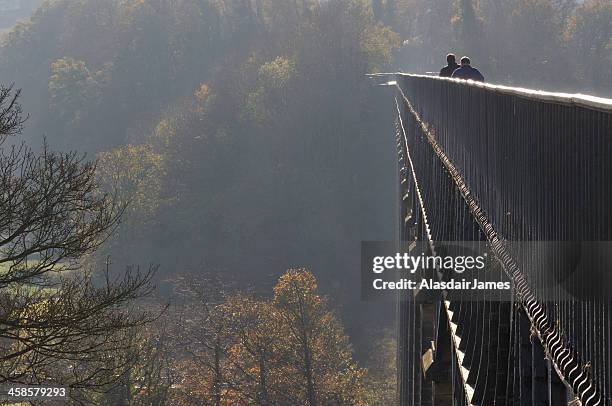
0,0,610,404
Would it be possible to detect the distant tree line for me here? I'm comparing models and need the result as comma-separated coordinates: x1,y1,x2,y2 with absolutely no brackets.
384,0,612,96
0,84,392,403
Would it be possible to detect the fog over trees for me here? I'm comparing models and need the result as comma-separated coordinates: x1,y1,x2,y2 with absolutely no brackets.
0,0,609,403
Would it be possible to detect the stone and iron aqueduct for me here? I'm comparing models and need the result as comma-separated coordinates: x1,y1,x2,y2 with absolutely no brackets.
372,73,612,406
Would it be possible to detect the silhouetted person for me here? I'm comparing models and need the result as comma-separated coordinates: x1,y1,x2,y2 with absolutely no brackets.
439,53,459,77
451,56,484,81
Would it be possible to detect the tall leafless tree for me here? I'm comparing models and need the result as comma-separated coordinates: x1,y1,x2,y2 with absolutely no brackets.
0,84,157,396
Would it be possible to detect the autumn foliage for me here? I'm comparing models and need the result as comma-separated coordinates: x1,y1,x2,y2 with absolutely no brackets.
168,269,368,405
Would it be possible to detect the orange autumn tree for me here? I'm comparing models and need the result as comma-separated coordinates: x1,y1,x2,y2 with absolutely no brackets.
224,296,288,405
169,270,367,405
272,269,367,406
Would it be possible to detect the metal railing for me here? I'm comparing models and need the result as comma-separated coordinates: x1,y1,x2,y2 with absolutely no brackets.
379,73,612,406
